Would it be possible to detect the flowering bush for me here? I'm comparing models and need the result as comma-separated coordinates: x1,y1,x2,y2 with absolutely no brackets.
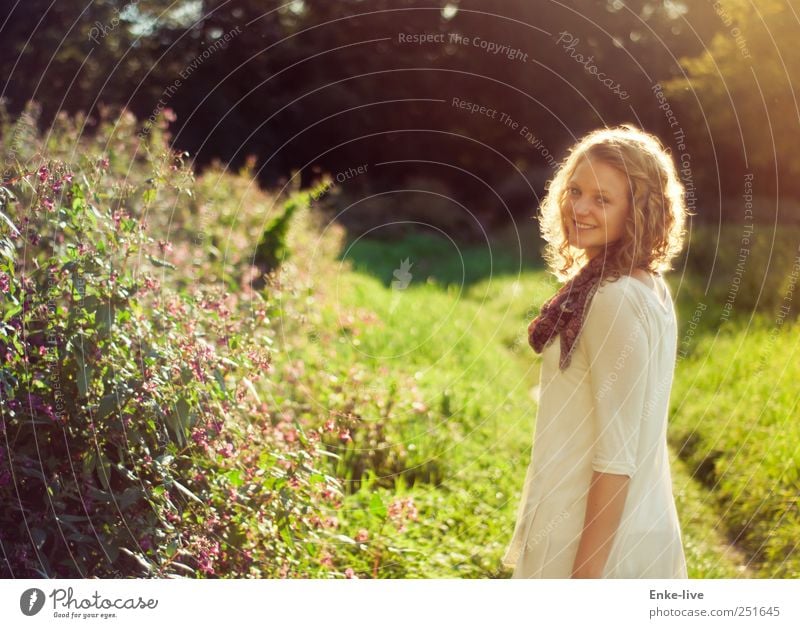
0,102,341,577
0,101,431,579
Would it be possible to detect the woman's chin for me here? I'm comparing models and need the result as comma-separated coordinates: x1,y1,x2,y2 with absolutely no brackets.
568,234,597,249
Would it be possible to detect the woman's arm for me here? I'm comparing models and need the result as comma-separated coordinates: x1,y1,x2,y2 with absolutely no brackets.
575,282,650,578
571,470,630,578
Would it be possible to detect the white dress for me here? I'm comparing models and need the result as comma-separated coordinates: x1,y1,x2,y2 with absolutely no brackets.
503,273,688,578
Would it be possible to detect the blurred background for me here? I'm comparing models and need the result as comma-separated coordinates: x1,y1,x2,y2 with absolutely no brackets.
5,1,799,226
1,1,798,580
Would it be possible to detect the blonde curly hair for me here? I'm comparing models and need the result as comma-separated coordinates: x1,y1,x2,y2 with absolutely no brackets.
537,124,692,284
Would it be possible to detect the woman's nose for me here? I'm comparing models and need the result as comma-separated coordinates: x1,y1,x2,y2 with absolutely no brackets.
571,198,591,216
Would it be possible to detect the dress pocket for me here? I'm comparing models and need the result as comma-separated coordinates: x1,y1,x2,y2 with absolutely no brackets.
503,496,542,573
535,501,582,578
510,510,551,579
511,516,550,578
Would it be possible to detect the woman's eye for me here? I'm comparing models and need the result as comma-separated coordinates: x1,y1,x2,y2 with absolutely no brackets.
569,187,580,196
596,196,608,204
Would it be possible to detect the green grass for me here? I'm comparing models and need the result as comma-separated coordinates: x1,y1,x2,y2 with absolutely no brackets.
324,235,764,577
328,268,539,577
338,230,545,289
670,316,800,577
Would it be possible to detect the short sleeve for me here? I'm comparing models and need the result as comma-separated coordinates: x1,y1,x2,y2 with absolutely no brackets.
582,281,650,477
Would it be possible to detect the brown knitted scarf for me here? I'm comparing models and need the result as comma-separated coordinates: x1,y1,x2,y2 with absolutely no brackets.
528,251,616,371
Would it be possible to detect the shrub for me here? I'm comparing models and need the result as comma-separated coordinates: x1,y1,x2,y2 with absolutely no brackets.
0,103,340,578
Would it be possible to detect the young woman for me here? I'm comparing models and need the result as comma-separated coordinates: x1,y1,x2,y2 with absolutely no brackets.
502,124,692,578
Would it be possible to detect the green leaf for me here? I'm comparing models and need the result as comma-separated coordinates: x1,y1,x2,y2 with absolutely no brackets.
147,254,175,269
99,537,120,563
3,302,22,322
66,532,96,544
0,209,20,236
142,188,157,204
241,377,261,404
0,239,15,262
170,562,194,574
369,492,387,518
118,487,145,510
83,450,97,476
31,527,47,551
119,547,154,574
212,368,226,394
57,514,90,523
226,469,243,487
165,397,190,446
97,393,121,421
172,479,203,504
280,526,295,548
18,465,47,481
86,485,115,503
179,367,193,385
95,302,115,335
96,452,112,491
76,357,91,398
54,518,80,535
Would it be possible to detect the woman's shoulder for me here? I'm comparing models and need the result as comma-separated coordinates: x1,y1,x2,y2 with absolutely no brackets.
586,275,648,325
592,274,642,302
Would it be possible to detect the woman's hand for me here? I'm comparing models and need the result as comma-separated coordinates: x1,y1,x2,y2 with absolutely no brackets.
570,469,631,578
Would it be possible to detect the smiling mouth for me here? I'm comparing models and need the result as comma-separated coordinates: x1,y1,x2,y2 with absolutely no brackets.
574,220,597,230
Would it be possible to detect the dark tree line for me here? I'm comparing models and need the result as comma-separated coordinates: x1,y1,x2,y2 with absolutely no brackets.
2,0,797,237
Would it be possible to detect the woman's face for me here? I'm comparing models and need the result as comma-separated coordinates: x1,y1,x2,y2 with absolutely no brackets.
563,156,631,259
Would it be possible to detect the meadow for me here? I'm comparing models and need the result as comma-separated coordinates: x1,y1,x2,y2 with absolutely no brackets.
1,104,797,578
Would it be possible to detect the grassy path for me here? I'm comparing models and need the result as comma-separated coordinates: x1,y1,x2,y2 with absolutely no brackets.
327,237,754,577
